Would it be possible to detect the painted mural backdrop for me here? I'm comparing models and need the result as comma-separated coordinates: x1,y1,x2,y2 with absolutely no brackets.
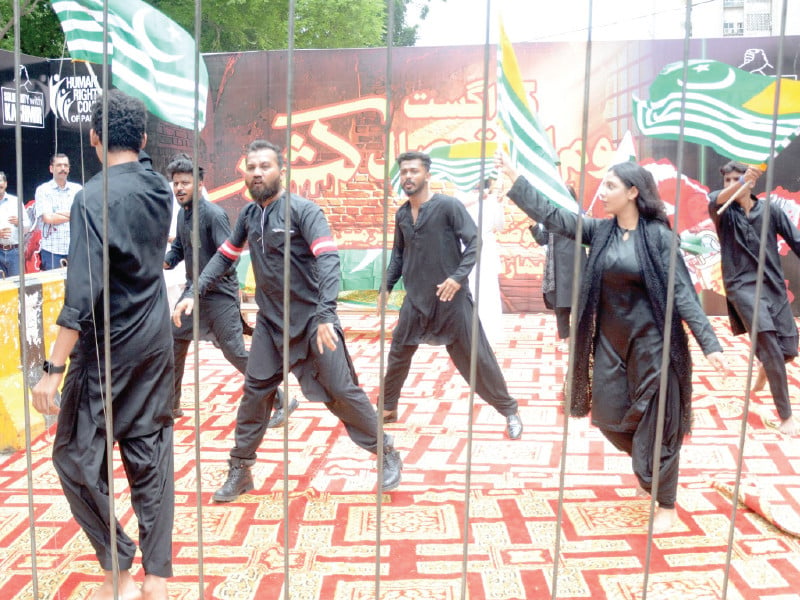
5,36,800,314
186,37,800,314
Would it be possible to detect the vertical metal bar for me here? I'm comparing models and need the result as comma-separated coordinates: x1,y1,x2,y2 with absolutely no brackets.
97,2,120,597
282,3,297,598
190,0,206,596
551,0,593,596
14,0,39,595
458,0,493,598
639,3,694,595
373,0,396,597
721,1,789,598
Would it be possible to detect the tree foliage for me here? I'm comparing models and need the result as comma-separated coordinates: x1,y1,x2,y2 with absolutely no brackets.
0,0,433,57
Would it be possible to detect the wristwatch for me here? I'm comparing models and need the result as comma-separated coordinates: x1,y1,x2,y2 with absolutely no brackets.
42,360,66,374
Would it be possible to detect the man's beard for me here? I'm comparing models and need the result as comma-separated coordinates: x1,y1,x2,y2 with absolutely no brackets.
402,180,421,197
248,178,281,204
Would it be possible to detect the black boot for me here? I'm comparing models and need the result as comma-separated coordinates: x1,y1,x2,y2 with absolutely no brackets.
381,446,403,491
213,459,255,502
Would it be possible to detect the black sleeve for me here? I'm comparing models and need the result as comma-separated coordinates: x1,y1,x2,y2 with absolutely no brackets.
659,227,723,355
164,234,184,269
507,176,581,241
385,211,404,292
530,223,548,246
195,206,248,297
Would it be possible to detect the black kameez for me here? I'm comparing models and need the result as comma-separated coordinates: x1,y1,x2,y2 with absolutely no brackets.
508,176,722,507
383,193,518,417
530,224,587,338
53,161,174,577
709,192,800,420
164,198,248,406
196,193,385,463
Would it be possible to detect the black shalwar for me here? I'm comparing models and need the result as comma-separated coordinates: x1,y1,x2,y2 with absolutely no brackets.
508,176,722,508
196,193,385,464
709,191,800,420
383,193,518,417
54,160,174,577
164,198,248,405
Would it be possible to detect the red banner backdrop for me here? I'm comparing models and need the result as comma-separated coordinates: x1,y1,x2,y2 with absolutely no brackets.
146,37,800,314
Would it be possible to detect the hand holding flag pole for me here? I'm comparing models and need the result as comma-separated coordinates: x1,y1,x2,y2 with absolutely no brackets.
716,164,765,216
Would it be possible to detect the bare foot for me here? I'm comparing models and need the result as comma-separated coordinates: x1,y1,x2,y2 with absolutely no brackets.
652,506,678,534
778,416,798,436
635,486,649,498
751,365,767,393
90,570,142,600
142,574,169,600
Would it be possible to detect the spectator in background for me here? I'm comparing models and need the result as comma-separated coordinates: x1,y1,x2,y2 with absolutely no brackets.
34,153,82,270
0,170,31,277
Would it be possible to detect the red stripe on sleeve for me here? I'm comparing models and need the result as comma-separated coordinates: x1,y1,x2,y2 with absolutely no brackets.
310,236,337,256
219,240,243,260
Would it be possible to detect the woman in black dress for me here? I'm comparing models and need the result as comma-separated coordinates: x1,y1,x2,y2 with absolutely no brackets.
498,155,728,533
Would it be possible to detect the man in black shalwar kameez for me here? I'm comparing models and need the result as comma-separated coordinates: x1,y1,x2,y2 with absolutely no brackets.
163,155,296,422
33,91,174,600
174,140,402,501
709,161,800,435
380,151,522,439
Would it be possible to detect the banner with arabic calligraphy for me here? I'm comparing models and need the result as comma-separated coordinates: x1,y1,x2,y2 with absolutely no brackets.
35,35,800,314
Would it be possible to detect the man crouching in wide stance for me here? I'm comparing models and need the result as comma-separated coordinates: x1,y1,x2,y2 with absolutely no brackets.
174,139,402,501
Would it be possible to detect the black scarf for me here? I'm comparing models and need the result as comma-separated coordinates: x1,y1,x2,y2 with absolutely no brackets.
570,217,693,436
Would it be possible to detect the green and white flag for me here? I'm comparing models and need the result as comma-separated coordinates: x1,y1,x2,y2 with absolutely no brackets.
50,0,208,130
388,141,499,194
496,22,577,213
633,59,800,165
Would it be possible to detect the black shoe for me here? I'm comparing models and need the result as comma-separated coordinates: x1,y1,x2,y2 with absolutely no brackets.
383,409,398,424
506,413,523,440
212,462,255,502
267,397,300,429
381,447,403,491
240,314,254,337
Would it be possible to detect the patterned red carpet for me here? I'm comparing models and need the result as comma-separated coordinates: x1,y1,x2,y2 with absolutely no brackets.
1,312,799,599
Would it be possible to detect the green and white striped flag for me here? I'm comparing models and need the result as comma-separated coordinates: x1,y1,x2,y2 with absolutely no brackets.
496,22,578,213
50,0,208,130
633,59,800,165
388,141,499,193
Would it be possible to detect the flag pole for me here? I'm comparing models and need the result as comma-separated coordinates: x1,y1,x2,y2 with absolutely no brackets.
716,182,751,216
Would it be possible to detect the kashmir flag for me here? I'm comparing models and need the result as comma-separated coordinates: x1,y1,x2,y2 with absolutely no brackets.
388,141,499,193
633,59,800,165
50,0,208,130
496,22,578,213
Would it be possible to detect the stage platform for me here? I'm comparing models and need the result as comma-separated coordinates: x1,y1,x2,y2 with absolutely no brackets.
1,311,799,599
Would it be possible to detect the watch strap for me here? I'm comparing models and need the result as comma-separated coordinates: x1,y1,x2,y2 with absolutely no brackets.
42,360,67,374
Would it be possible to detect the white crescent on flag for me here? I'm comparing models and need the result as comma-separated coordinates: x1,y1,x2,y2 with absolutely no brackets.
132,9,184,64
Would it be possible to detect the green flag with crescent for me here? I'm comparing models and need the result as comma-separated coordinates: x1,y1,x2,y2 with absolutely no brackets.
50,0,208,130
633,59,800,165
388,141,499,194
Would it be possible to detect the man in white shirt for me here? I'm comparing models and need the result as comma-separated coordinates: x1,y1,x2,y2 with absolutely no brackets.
34,153,82,270
0,171,31,277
